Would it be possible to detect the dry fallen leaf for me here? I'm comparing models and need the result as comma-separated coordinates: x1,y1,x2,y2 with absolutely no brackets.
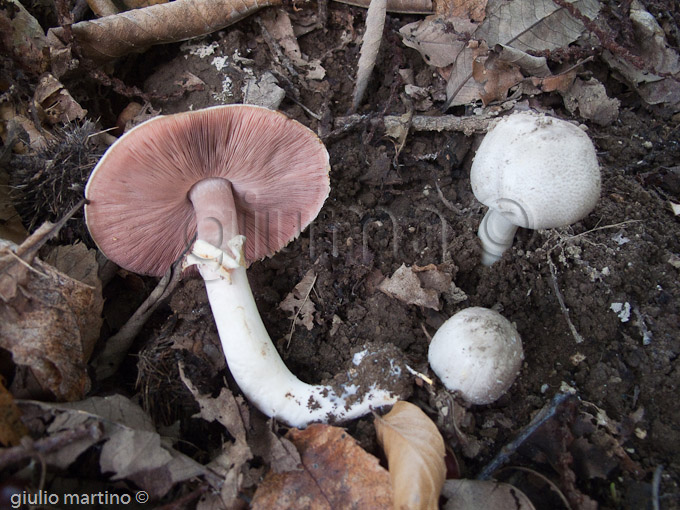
402,0,600,106
279,269,317,337
441,479,536,510
0,0,49,75
378,264,442,310
20,395,211,498
602,0,680,108
448,0,599,105
400,16,479,69
49,0,282,61
493,44,551,77
45,243,104,360
179,364,249,444
251,424,393,510
375,401,446,510
471,48,524,105
33,74,87,125
0,241,98,401
563,77,621,126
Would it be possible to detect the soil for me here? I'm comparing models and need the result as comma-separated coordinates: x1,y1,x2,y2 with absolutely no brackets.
4,0,680,508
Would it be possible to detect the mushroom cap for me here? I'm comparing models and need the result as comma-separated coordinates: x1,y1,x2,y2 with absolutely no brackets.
470,112,600,230
85,105,330,276
427,307,524,405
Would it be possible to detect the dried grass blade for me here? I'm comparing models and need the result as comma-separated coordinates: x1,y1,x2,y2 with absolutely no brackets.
352,0,388,111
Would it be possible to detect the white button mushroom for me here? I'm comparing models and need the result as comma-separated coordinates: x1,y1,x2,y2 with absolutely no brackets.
470,112,601,265
428,307,524,405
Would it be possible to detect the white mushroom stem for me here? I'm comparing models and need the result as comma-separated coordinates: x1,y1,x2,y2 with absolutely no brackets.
189,178,239,249
478,209,520,266
184,236,400,428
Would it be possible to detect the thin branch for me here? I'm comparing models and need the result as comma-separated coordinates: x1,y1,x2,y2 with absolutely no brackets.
477,392,576,480
548,256,585,344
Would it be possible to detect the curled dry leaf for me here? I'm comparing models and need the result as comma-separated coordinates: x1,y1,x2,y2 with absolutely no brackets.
352,0,388,110
252,424,392,510
493,44,551,77
441,479,536,510
48,0,282,61
375,401,446,510
33,74,87,125
88,0,120,17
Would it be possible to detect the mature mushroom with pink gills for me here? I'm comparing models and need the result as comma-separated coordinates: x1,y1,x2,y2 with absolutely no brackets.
85,104,405,428
470,112,601,266
428,307,523,405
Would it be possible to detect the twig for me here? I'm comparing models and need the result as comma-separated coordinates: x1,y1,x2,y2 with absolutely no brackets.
8,199,86,264
435,181,460,213
548,256,585,344
405,363,433,385
286,95,322,120
256,16,300,79
477,392,576,480
0,199,86,302
322,113,374,142
563,219,642,242
334,113,496,136
0,422,103,471
93,254,185,379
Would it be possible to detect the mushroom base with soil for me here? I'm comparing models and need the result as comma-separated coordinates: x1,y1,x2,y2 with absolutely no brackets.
185,236,408,428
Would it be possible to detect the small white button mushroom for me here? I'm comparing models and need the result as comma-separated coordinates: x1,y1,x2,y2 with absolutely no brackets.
470,112,601,265
427,307,524,405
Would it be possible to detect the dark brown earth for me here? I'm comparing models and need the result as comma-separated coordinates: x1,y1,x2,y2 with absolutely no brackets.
3,0,680,508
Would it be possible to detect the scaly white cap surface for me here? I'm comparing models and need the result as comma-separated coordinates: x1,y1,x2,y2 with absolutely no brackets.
471,112,601,230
